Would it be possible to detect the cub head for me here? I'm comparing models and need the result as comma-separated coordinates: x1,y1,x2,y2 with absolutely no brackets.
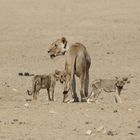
48,37,68,59
54,70,66,84
115,76,130,90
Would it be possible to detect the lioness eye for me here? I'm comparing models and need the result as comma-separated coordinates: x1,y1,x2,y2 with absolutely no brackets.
55,44,57,47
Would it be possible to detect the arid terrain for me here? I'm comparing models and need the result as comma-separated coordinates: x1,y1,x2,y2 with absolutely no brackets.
0,0,140,139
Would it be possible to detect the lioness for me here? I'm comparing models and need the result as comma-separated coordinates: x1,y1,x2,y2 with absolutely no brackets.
88,76,130,103
27,70,65,101
48,37,91,102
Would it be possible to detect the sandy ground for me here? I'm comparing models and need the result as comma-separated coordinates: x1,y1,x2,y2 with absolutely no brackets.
0,0,140,139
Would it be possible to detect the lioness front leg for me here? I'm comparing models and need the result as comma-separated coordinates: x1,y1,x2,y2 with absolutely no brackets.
63,82,71,103
63,75,71,102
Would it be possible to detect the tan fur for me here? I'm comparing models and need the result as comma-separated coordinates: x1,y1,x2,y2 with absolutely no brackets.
54,70,66,84
27,71,65,101
88,77,130,103
48,37,91,102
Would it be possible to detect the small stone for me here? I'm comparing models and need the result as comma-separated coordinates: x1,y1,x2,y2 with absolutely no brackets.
13,119,18,122
85,121,92,125
128,108,132,111
128,132,135,135
24,103,29,108
85,122,89,124
86,130,92,135
113,110,118,113
12,88,18,92
101,108,104,110
96,126,104,132
19,122,23,125
137,125,140,129
107,130,118,136
107,131,114,136
72,128,77,131
49,110,57,114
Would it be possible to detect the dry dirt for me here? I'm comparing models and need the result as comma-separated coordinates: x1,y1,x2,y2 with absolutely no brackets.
0,0,140,140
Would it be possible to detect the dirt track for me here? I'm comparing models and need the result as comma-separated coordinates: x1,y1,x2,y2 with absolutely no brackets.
0,0,140,139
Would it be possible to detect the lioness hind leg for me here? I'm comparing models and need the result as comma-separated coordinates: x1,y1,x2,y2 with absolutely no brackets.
84,71,89,97
80,75,87,102
72,75,79,102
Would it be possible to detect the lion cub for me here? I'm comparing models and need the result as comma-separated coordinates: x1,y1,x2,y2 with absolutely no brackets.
27,70,65,101
88,76,130,103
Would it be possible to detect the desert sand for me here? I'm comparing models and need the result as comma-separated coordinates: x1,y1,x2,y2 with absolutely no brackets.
0,0,140,139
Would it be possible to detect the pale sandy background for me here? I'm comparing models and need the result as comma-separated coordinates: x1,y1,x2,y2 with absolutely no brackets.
0,0,140,139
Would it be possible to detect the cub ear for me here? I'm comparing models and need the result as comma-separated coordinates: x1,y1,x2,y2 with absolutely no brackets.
115,77,119,81
127,80,131,84
61,37,67,44
122,77,128,81
55,69,61,75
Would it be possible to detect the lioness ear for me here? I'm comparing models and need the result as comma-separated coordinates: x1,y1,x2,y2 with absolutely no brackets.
61,37,66,44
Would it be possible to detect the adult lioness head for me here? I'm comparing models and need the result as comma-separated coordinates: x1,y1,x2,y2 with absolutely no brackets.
48,37,68,58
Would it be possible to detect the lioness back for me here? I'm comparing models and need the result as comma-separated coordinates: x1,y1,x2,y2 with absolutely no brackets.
69,43,90,59
67,43,91,77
